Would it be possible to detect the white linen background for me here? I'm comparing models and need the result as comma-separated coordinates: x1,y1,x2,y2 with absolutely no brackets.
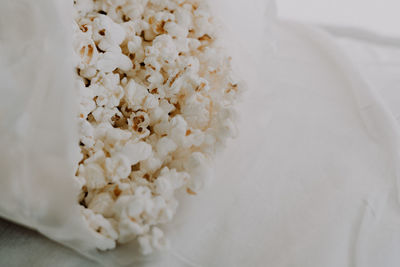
277,0,400,37
1,0,400,266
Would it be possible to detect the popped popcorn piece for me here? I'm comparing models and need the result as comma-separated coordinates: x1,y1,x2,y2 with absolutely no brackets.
78,162,107,190
138,227,168,255
92,14,126,51
82,208,118,250
87,192,115,217
73,0,241,254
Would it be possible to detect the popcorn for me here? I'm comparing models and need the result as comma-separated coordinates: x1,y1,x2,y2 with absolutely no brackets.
87,192,115,217
78,162,107,190
117,141,152,165
78,119,95,147
73,0,241,254
92,15,126,51
156,137,177,158
97,50,133,72
82,208,118,250
137,227,168,255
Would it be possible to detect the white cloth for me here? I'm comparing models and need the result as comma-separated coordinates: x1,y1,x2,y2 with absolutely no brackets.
1,1,400,267
0,0,113,256
140,21,400,267
277,0,400,37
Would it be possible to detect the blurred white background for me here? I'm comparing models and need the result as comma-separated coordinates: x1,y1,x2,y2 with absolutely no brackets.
277,0,400,37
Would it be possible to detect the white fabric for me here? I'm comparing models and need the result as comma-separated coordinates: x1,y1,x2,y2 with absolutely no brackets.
277,0,400,37
0,0,105,252
1,1,400,266
139,21,400,267
333,35,400,123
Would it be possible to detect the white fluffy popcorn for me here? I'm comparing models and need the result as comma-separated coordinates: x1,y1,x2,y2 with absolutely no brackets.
73,0,240,254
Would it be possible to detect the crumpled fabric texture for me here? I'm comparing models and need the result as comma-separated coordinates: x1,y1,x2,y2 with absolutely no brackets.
0,0,103,252
1,0,400,266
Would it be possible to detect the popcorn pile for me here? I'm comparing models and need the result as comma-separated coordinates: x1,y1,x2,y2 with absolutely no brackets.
73,0,240,254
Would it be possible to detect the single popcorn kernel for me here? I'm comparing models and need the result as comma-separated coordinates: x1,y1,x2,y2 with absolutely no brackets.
73,0,241,254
